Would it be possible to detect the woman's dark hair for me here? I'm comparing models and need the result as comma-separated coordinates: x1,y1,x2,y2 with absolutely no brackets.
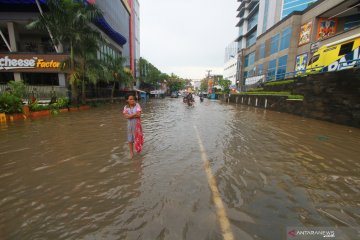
126,94,135,100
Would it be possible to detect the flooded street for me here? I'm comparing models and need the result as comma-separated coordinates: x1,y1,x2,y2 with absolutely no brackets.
1,97,360,240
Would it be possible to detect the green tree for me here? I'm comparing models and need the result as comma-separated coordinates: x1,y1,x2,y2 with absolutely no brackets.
139,57,164,90
27,0,103,105
102,54,133,101
218,79,232,94
166,73,186,92
200,79,208,93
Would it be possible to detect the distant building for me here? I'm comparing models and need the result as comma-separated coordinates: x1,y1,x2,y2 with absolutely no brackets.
223,41,238,87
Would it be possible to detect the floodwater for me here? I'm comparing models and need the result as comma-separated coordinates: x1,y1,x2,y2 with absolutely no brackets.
0,97,359,240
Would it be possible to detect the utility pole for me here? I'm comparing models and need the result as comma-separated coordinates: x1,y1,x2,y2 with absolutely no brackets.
206,70,212,78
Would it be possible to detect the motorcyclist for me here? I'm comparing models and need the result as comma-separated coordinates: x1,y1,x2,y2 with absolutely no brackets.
186,93,194,106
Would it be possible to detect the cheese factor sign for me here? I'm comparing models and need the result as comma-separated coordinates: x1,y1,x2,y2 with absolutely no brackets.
0,54,68,73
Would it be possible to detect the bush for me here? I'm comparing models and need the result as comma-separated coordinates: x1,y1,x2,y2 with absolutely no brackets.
29,101,50,112
49,97,69,110
8,80,26,98
264,80,295,86
0,93,24,114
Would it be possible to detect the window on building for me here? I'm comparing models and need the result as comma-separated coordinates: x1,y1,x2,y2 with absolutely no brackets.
262,0,269,33
344,14,360,30
239,24,244,36
246,31,257,47
247,12,258,31
259,43,266,59
276,55,288,80
244,51,256,68
258,64,264,75
279,27,292,51
339,42,354,56
267,59,277,81
243,71,248,83
248,67,256,77
282,0,318,19
270,34,280,55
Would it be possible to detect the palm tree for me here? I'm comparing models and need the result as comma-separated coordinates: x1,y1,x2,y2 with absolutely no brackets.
102,54,133,101
27,0,103,105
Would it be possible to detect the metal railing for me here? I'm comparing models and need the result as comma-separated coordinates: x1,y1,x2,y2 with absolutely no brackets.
0,84,68,100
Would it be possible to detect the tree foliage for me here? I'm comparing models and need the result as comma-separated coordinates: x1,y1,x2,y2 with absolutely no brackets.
166,73,187,92
218,79,232,94
27,0,103,105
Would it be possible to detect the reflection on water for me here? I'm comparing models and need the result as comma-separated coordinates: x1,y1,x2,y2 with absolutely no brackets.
0,99,359,239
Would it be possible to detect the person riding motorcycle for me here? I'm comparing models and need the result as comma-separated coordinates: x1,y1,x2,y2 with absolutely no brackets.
186,93,194,106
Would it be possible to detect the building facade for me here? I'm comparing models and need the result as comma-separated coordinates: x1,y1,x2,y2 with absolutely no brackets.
223,41,238,87
232,0,360,91
238,0,360,91
0,0,138,95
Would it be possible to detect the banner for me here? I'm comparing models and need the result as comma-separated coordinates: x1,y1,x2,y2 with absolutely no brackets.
294,53,308,73
317,18,337,40
298,21,312,46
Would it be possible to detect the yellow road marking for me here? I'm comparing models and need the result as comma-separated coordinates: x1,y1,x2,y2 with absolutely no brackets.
194,126,234,240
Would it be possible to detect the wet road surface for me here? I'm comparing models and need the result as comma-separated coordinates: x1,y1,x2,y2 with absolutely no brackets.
1,97,360,239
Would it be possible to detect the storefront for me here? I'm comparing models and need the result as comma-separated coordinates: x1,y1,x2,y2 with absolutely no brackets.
0,53,68,86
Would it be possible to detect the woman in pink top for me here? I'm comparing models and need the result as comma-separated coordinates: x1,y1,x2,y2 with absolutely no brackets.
123,94,144,158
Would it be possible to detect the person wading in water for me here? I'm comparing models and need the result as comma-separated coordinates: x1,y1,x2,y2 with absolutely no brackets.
123,94,144,158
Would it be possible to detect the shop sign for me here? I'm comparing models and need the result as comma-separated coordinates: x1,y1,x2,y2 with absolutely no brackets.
0,54,68,73
310,42,320,54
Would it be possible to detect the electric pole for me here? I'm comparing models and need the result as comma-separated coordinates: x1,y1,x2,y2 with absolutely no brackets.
206,70,212,78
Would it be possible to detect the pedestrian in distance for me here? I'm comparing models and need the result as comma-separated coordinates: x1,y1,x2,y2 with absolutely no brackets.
123,94,144,158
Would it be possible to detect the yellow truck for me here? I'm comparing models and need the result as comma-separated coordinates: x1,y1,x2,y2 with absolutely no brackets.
306,33,360,73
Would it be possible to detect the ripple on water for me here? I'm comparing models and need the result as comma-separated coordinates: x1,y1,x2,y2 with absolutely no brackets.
1,101,360,239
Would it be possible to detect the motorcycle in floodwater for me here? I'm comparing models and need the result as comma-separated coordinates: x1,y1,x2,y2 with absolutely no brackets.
183,96,194,106
187,99,194,106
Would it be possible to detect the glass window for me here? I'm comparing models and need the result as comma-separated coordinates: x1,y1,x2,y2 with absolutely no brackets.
276,55,288,80
258,64,264,75
262,0,269,33
259,43,266,59
239,24,244,36
267,59,277,81
247,12,258,30
279,27,292,51
344,14,360,30
248,67,256,77
246,31,257,47
270,34,280,55
243,71,248,83
282,0,318,19
244,51,256,68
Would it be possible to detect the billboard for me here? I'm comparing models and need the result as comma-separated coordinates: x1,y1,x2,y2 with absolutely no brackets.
294,53,308,73
317,18,337,40
298,21,312,46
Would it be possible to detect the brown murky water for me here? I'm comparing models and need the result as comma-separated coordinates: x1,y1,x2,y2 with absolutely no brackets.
0,98,359,239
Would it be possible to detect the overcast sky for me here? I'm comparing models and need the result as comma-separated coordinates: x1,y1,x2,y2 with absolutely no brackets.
140,0,238,80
